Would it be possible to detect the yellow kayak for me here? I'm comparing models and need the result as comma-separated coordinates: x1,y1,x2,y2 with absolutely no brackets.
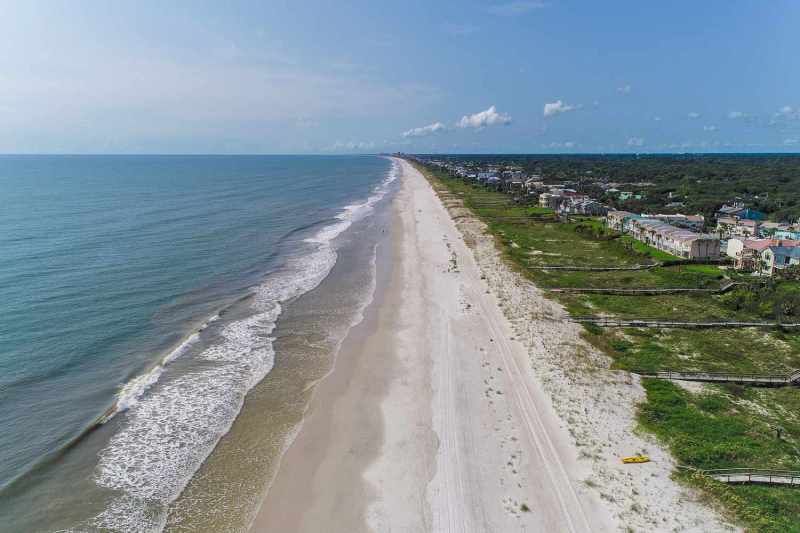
621,455,650,464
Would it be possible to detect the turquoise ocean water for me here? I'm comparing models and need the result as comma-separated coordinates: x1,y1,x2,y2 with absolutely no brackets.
0,154,395,531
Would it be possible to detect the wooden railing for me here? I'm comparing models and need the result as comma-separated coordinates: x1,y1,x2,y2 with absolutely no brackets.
634,369,798,386
572,316,800,329
703,468,800,486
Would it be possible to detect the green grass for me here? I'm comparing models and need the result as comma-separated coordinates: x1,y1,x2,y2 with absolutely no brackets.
417,163,800,532
620,235,682,261
596,327,800,374
639,379,800,532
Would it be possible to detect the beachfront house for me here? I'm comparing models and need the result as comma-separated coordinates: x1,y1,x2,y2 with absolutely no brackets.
726,238,800,273
607,211,720,259
716,216,760,239
628,218,720,259
606,210,636,232
761,245,800,276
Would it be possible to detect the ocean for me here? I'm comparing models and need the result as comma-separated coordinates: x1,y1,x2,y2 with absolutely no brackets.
0,154,397,532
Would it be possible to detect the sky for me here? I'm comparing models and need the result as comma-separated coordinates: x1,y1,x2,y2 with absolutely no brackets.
1,0,799,154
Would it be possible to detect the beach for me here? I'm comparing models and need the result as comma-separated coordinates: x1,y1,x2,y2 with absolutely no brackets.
252,159,623,531
250,158,741,532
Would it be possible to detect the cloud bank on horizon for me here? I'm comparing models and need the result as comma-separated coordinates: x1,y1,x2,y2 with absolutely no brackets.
0,1,798,154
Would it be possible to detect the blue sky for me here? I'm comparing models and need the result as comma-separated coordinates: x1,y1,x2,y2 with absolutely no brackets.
1,0,799,154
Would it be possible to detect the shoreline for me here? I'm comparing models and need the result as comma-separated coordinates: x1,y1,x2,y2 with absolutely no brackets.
250,184,410,532
251,159,620,531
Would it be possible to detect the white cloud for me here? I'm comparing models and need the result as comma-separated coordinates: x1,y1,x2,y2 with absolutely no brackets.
402,121,447,138
617,84,632,94
326,140,376,152
653,116,662,121
626,137,645,147
703,125,718,132
728,111,746,119
785,138,799,146
688,112,701,119
487,1,547,15
456,105,512,128
546,141,577,149
543,100,578,118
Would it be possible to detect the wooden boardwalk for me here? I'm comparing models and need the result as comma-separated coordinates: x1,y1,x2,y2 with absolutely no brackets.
571,316,800,329
491,216,557,223
636,369,800,386
550,281,740,296
530,258,730,272
551,287,716,295
530,264,658,272
704,468,800,486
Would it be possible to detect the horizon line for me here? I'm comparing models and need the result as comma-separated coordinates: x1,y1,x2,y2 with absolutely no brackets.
1,151,800,157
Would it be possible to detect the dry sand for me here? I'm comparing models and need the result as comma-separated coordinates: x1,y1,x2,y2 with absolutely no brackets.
250,159,737,532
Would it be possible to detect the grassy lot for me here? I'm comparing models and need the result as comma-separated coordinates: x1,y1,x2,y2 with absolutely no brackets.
420,163,800,532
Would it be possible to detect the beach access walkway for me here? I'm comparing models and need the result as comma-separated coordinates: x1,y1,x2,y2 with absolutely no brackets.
570,316,800,329
635,369,800,387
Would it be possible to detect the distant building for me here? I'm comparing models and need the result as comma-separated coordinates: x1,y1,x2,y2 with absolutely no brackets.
539,192,565,210
716,217,760,239
606,210,637,232
716,204,766,221
560,199,610,216
727,238,800,273
775,228,800,240
618,191,646,201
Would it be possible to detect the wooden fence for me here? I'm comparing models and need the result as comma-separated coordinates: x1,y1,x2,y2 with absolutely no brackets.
681,467,800,487
550,281,740,296
634,368,800,386
571,316,800,329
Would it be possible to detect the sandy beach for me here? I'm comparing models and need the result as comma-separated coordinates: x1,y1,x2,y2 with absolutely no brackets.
250,159,735,532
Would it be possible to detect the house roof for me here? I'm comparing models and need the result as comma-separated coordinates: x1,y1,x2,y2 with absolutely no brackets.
632,218,717,243
746,239,800,252
718,205,744,214
767,246,800,258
